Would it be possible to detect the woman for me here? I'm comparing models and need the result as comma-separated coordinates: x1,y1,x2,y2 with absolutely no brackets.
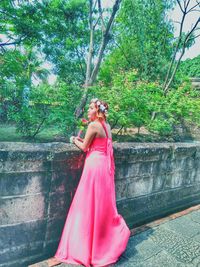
48,98,131,267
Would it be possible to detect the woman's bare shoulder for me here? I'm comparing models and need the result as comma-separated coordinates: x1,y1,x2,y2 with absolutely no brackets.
89,121,100,128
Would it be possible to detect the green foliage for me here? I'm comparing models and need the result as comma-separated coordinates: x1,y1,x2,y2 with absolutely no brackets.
0,0,90,85
99,0,174,84
5,81,81,138
178,55,200,77
0,0,44,45
90,70,161,130
1,0,200,141
90,70,200,137
0,48,49,124
39,0,89,84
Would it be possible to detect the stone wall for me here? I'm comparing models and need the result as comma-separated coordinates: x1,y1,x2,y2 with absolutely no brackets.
190,77,200,89
0,142,200,267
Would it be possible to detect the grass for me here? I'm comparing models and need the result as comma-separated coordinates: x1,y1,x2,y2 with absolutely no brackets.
0,124,67,143
0,123,174,143
0,124,23,142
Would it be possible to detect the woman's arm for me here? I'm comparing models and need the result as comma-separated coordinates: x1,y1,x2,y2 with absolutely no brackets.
73,122,97,152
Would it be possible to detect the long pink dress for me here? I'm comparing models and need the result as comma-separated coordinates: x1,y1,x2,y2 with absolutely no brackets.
54,121,131,267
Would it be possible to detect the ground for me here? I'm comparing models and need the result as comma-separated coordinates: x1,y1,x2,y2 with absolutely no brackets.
30,204,200,267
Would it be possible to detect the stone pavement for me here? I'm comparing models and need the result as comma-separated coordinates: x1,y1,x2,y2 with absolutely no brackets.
30,205,200,267
118,206,200,267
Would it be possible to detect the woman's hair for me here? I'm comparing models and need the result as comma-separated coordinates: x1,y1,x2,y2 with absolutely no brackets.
90,98,109,121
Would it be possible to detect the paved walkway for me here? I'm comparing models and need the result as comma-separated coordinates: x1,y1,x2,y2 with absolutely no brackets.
31,205,200,267
118,205,200,267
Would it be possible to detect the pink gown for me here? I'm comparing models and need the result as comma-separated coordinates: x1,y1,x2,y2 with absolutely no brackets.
54,121,131,267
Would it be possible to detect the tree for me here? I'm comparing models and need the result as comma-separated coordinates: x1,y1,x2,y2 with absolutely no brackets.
92,69,200,139
163,0,200,94
0,0,123,136
74,0,123,119
0,47,49,124
0,0,43,48
38,0,90,85
0,0,90,84
99,0,175,84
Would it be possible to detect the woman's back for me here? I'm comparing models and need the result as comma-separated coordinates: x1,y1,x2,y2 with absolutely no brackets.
91,120,112,139
88,121,111,153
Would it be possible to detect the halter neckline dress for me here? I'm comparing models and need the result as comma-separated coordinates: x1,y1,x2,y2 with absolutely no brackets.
55,120,130,267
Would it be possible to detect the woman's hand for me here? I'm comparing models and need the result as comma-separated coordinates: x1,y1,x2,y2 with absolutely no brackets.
70,136,83,144
77,137,83,142
69,136,75,144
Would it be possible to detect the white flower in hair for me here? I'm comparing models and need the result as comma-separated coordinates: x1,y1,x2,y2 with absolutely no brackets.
99,104,106,112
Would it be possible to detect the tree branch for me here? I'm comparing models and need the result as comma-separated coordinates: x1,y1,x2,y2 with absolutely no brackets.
0,9,17,19
97,0,106,33
68,36,86,80
92,0,98,12
0,41,18,47
113,38,132,66
189,33,200,40
74,0,94,118
85,0,94,85
93,15,100,29
177,0,184,13
162,0,200,91
184,0,191,11
188,2,200,13
89,0,122,85
0,35,26,47
164,17,200,94
189,9,200,12
188,17,200,36
32,117,46,138
162,7,186,90
173,20,181,25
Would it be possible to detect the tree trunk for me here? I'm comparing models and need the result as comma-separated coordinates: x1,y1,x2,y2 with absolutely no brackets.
74,0,122,119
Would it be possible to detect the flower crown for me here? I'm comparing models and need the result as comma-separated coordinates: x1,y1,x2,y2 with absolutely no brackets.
91,98,108,113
